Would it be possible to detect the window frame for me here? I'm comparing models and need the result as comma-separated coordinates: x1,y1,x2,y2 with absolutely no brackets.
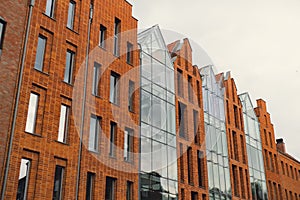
58,104,70,143
17,158,31,200
34,35,47,71
126,42,133,64
67,1,76,30
0,18,7,54
45,0,56,18
99,25,107,49
105,177,116,200
92,62,101,96
52,165,65,200
126,181,133,200
113,18,121,56
64,49,75,84
109,72,120,105
109,122,117,157
128,80,135,112
25,92,39,134
124,128,134,162
86,172,95,200
88,115,101,152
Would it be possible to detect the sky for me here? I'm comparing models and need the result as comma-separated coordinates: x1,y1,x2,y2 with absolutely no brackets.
128,0,300,160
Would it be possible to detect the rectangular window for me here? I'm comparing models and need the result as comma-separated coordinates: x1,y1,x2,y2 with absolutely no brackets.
232,131,239,161
58,104,69,143
177,69,183,97
233,105,239,129
128,80,135,112
105,177,116,200
187,147,193,185
290,166,294,179
286,163,289,176
89,115,101,152
180,188,185,200
52,166,64,200
99,25,107,48
232,165,239,197
126,42,133,64
240,135,246,164
269,152,274,171
25,93,39,133
188,75,193,102
67,1,75,29
193,110,199,144
92,62,101,96
109,122,117,157
197,150,204,187
64,50,75,84
191,192,198,200
178,102,187,139
281,161,285,175
179,143,184,183
17,158,31,200
239,167,245,198
264,129,268,146
34,35,47,71
124,128,133,162
113,18,121,56
126,181,133,200
109,72,120,104
226,100,230,124
196,80,201,106
0,19,7,53
86,172,95,200
45,0,56,18
269,132,273,148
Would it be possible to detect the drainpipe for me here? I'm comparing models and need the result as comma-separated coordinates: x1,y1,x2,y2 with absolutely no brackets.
1,0,35,199
75,2,93,200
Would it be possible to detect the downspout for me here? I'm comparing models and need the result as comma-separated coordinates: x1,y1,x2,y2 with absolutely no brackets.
75,2,93,200
137,43,142,200
1,0,35,199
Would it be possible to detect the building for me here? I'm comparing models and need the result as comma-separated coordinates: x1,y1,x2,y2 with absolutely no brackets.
0,1,300,200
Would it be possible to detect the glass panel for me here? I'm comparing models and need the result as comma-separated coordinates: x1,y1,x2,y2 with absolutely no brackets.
141,91,151,124
25,93,39,133
45,0,55,17
64,51,74,83
58,105,68,143
67,1,75,29
53,166,64,200
168,146,178,180
17,159,31,200
152,141,167,177
152,60,166,86
141,137,151,172
34,36,46,71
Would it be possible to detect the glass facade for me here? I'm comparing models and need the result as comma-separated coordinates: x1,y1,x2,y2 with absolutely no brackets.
239,93,268,200
138,25,178,200
200,66,231,200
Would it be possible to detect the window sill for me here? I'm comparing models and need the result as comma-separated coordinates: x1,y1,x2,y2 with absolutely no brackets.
89,150,100,155
98,45,106,51
25,131,42,138
124,159,134,164
66,27,79,35
62,81,73,87
42,13,56,21
55,140,69,145
92,94,102,99
34,68,50,76
110,101,120,107
109,154,116,159
127,61,134,66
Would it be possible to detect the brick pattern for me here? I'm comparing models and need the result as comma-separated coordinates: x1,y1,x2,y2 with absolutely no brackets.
255,100,300,200
168,39,209,199
2,0,139,199
224,75,252,200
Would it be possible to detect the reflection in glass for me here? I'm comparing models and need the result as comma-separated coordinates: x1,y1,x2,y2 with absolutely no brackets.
17,159,30,200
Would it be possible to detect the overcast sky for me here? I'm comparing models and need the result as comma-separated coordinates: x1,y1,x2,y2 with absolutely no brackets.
129,0,300,160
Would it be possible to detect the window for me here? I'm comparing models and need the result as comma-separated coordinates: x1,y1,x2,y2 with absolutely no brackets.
124,128,133,162
233,105,239,129
52,166,64,200
109,122,117,157
64,50,75,84
67,1,75,29
290,165,294,179
179,143,184,183
226,100,230,124
197,150,204,187
281,161,285,175
264,129,268,146
17,158,31,200
0,19,6,53
105,177,116,200
128,80,135,112
113,18,121,56
89,115,101,152
126,42,133,64
180,188,185,200
177,69,183,97
126,181,133,200
232,165,239,197
193,110,199,144
99,25,107,48
191,192,198,200
187,147,193,185
58,104,69,143
109,72,120,104
25,93,39,133
232,131,239,161
269,152,274,171
45,0,56,18
86,172,95,200
178,102,187,139
269,132,273,148
240,135,246,163
92,62,101,96
239,167,245,198
34,35,47,71
196,80,201,106
188,75,193,102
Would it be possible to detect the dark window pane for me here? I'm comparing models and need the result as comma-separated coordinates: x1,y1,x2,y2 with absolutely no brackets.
128,80,135,112
17,159,31,200
86,173,94,200
64,50,75,84
113,18,120,56
109,122,117,157
126,181,133,200
99,25,107,48
92,62,101,96
105,177,116,200
52,166,64,200
109,72,120,104
127,42,133,64
0,19,7,51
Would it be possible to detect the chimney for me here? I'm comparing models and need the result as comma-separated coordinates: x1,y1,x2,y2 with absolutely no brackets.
276,138,286,153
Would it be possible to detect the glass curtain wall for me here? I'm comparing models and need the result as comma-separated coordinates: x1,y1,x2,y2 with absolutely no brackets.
239,93,268,200
200,66,231,200
138,25,178,200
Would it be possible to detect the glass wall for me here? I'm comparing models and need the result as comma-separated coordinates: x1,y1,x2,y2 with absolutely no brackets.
239,93,268,200
138,25,178,200
200,66,231,200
